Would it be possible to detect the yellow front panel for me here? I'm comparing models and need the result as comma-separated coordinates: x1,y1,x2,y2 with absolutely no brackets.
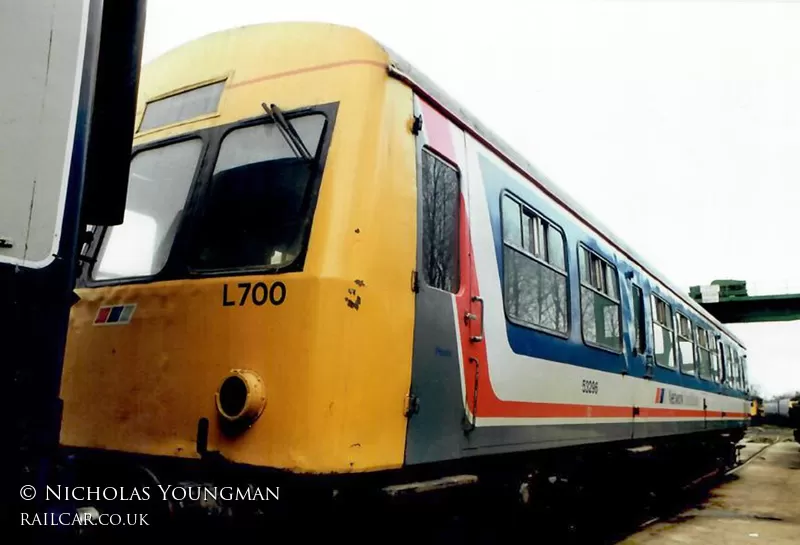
59,23,419,474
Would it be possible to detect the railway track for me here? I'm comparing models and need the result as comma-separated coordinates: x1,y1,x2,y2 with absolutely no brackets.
629,438,782,538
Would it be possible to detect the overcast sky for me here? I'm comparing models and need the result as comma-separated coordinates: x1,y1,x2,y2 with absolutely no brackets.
142,0,800,398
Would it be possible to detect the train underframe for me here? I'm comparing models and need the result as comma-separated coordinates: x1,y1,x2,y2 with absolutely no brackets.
26,426,745,542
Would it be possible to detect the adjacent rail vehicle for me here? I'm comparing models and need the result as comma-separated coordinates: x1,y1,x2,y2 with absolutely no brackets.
58,22,751,514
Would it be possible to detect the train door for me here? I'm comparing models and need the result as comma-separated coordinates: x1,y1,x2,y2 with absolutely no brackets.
629,282,650,372
403,96,481,465
627,280,655,439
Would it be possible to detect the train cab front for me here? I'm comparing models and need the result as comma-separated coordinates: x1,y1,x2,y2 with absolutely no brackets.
59,98,332,482
55,23,418,521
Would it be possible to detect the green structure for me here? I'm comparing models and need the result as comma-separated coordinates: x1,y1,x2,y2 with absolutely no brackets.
689,280,800,323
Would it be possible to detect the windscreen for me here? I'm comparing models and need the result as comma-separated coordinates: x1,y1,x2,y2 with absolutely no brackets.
92,138,203,280
188,113,326,271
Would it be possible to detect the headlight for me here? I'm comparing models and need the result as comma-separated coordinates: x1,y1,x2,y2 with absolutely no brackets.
215,369,266,428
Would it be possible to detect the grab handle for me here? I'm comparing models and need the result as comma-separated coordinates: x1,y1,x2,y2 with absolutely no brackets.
470,296,484,342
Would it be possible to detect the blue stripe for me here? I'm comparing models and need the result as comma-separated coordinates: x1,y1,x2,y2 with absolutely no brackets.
476,152,748,400
106,306,124,323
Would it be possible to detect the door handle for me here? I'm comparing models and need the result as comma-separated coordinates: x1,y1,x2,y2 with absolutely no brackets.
469,296,484,342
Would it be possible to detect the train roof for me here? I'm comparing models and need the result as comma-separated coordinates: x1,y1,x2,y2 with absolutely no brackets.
145,22,745,348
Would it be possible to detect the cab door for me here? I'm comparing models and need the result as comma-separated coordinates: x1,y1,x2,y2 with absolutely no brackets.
403,95,482,465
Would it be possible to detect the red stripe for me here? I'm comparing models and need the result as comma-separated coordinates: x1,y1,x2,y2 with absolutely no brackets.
94,307,110,324
227,59,386,89
639,408,748,419
456,193,626,420
428,91,746,423
454,189,748,421
480,401,633,419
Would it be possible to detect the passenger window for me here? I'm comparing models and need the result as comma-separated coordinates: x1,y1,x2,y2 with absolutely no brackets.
502,197,522,248
736,351,743,389
420,148,460,293
675,313,696,375
696,327,715,381
710,338,721,382
651,294,676,369
501,195,568,335
740,354,748,391
579,246,621,351
733,350,743,390
723,344,734,387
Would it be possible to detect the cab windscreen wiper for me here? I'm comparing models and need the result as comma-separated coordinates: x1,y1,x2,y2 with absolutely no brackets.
261,102,312,160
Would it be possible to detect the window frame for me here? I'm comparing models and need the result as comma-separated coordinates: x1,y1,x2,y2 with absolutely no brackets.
650,292,677,370
577,243,623,354
499,191,570,338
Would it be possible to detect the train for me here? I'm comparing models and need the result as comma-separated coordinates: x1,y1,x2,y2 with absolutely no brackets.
750,396,765,422
763,394,800,441
764,396,794,419
793,399,800,443
53,22,752,524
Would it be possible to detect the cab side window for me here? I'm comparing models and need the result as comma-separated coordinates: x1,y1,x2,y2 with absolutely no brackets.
420,148,460,293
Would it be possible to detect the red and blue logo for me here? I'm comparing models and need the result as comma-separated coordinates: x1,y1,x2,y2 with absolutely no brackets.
94,304,136,326
654,387,666,403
